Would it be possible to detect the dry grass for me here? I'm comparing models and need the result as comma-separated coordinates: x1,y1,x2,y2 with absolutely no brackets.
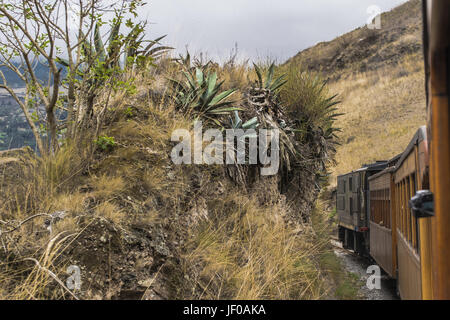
0,53,343,300
180,193,331,300
91,175,126,200
327,53,426,184
94,202,123,224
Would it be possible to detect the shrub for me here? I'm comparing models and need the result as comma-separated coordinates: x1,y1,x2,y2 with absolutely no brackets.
94,135,117,151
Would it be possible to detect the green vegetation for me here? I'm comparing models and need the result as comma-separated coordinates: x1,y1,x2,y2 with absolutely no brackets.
319,252,360,300
0,49,343,299
94,135,117,151
169,66,239,126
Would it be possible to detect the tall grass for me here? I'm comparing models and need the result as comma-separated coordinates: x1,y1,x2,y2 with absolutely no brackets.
179,193,330,300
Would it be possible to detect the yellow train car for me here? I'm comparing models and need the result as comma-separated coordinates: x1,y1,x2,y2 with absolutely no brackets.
366,128,429,299
339,1,450,300
393,127,428,300
368,160,398,279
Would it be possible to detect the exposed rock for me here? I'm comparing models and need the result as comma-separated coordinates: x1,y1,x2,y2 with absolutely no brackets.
59,217,173,300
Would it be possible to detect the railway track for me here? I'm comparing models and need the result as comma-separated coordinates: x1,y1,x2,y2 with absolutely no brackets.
330,238,399,300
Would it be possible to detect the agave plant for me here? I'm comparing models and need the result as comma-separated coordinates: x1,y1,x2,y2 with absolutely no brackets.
253,63,287,92
57,19,172,74
174,51,213,75
228,111,259,143
170,68,240,126
230,111,259,130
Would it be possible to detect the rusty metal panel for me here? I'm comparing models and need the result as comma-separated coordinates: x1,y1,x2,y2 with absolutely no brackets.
370,221,394,277
397,230,422,300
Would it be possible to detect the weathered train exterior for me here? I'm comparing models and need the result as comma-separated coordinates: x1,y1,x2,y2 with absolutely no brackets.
336,0,450,300
368,155,400,279
423,0,450,299
340,127,429,299
393,126,429,300
337,161,388,255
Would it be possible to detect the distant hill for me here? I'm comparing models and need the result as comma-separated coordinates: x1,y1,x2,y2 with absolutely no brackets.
0,61,68,151
286,0,427,184
287,0,423,80
0,61,67,88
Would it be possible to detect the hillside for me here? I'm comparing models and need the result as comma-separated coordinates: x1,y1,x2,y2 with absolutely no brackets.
0,0,426,301
287,0,423,79
287,0,426,183
0,57,348,299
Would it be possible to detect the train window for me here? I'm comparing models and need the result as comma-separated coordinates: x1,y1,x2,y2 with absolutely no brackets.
349,197,353,215
400,183,403,233
411,173,419,251
404,180,409,241
402,181,406,237
349,177,353,191
343,181,346,193
405,180,408,238
407,177,412,244
338,196,345,210
386,189,391,229
399,182,403,235
396,184,400,232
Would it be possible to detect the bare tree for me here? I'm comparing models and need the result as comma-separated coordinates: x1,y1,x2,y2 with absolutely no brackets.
0,0,148,155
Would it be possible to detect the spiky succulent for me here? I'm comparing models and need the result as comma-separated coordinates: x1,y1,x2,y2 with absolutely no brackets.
170,68,240,126
57,20,172,73
175,51,213,75
253,63,287,93
230,111,259,130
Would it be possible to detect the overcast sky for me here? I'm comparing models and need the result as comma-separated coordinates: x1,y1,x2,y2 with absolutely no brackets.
140,0,409,63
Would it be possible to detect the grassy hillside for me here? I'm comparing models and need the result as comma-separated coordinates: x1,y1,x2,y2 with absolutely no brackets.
0,55,347,299
287,0,426,183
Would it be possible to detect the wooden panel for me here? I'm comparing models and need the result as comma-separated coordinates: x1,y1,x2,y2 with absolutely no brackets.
370,221,394,277
369,173,390,191
419,218,434,299
395,151,417,184
397,230,422,300
425,0,450,299
390,173,398,282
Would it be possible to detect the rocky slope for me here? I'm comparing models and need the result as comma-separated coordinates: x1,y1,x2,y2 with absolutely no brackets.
287,0,423,80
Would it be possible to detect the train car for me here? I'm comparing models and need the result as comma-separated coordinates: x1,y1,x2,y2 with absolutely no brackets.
337,161,388,255
335,1,450,300
368,154,400,278
393,126,429,300
421,0,450,300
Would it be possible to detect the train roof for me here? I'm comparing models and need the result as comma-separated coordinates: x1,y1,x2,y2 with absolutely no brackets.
368,153,403,181
337,160,388,178
368,166,396,181
338,126,427,180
